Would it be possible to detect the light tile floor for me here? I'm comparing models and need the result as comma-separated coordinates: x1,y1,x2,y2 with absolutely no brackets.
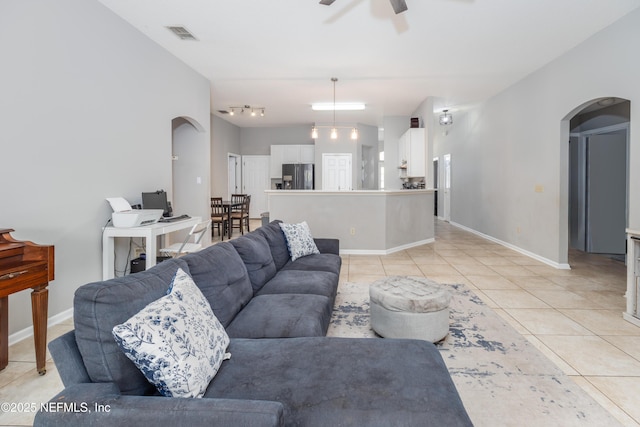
342,220,640,426
1,219,638,426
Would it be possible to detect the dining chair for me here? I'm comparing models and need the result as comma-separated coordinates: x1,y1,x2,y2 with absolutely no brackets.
210,197,227,240
230,195,251,235
231,194,246,213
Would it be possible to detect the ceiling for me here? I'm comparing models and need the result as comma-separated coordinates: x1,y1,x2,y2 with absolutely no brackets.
98,0,640,128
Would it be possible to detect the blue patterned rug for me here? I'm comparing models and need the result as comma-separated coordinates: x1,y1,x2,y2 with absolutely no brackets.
327,281,621,427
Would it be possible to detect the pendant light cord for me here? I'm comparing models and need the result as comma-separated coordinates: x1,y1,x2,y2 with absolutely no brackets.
332,77,337,129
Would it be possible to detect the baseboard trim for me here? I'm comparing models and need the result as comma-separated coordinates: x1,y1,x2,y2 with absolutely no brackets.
449,221,571,270
341,238,436,256
8,308,74,346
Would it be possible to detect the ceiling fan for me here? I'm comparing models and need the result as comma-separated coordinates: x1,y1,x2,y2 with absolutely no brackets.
319,0,408,15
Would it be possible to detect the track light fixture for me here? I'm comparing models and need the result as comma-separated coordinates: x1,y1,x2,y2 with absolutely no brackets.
227,105,265,117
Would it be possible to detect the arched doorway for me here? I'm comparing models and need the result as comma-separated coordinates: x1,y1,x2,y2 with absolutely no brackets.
564,98,630,262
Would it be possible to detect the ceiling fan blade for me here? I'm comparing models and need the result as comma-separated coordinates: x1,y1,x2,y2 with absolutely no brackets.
389,0,408,14
319,0,336,5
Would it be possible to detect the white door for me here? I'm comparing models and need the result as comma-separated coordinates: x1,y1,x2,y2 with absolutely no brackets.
443,154,451,222
322,153,352,191
228,154,241,199
242,155,271,218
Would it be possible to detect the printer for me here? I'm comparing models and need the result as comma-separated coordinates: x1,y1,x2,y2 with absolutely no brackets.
106,197,163,228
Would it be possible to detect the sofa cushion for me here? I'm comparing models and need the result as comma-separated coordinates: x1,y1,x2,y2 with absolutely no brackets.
181,243,253,328
206,337,473,427
74,258,188,395
230,233,277,292
226,294,333,338
281,253,342,276
257,270,339,300
279,221,320,261
112,268,230,398
256,220,290,270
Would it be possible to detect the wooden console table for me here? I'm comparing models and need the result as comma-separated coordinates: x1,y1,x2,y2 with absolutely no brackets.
0,229,54,375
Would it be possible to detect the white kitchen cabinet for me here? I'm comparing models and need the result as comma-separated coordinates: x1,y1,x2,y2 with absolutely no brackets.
397,128,425,178
270,145,285,178
270,144,315,178
299,145,315,163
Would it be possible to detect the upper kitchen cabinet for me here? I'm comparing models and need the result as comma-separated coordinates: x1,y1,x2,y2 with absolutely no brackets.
398,128,426,178
270,144,315,178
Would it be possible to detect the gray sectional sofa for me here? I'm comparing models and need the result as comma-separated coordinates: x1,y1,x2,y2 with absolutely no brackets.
35,220,472,426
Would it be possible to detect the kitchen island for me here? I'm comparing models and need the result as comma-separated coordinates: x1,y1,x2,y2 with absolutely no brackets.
265,189,434,254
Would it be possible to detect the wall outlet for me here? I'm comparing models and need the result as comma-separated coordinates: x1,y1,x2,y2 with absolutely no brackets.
350,227,356,235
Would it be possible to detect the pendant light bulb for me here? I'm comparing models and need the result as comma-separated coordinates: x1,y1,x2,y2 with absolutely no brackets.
330,128,338,139
351,127,358,140
311,126,318,139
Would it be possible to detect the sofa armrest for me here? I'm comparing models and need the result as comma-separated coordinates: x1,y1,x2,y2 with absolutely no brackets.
48,330,91,387
34,383,284,427
314,238,339,255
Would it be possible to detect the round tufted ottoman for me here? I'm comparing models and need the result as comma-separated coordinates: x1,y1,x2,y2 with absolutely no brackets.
369,276,451,343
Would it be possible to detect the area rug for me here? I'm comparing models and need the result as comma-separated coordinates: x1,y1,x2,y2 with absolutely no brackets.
327,281,621,427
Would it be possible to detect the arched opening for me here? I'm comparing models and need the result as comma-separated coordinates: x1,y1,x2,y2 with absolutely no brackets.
171,116,210,244
562,97,630,266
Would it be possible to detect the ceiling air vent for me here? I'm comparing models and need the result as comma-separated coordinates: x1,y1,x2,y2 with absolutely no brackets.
166,26,197,41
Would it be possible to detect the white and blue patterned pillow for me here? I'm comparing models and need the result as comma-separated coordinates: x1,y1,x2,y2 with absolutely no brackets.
112,268,230,398
279,221,320,261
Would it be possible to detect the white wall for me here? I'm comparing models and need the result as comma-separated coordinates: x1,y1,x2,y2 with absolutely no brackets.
382,116,411,190
210,115,241,197
432,7,640,266
0,0,210,335
240,125,314,155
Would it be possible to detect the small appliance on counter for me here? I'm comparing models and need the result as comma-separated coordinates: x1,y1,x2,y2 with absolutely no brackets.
402,180,425,190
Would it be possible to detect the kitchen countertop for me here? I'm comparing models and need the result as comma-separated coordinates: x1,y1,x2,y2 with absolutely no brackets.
266,189,434,195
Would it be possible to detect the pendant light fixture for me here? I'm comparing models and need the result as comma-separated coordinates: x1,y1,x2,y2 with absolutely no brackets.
439,109,453,126
311,77,359,140
330,77,338,139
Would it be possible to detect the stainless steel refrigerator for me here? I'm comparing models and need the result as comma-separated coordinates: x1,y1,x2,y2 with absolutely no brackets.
282,164,314,189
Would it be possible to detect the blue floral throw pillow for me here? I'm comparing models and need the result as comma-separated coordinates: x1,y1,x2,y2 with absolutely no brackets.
112,268,230,398
279,221,320,261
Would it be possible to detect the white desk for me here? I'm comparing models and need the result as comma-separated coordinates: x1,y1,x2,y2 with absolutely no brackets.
102,216,201,279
